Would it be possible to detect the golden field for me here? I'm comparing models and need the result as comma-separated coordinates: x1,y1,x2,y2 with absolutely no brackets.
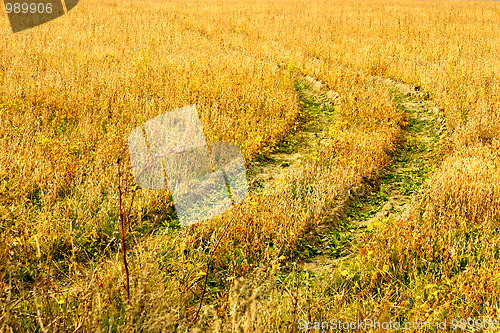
1,0,500,331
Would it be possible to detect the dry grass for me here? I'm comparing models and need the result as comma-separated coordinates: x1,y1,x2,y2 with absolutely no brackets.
1,0,500,331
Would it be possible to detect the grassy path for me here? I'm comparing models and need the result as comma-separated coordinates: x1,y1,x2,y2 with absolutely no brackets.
301,75,447,273
194,72,448,331
247,75,340,195
244,71,446,271
222,72,449,332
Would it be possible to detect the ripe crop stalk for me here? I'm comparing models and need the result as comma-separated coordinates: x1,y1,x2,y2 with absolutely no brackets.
190,202,242,328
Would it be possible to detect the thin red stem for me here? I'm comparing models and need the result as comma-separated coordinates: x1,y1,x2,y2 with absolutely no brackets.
118,158,130,300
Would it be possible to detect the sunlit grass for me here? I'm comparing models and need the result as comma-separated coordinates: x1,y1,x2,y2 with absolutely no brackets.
1,0,500,330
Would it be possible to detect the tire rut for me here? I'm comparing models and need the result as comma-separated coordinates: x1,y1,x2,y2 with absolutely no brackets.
246,75,340,195
300,75,447,273
242,69,447,286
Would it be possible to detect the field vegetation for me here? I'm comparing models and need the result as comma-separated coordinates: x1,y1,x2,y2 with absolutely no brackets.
1,0,499,331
